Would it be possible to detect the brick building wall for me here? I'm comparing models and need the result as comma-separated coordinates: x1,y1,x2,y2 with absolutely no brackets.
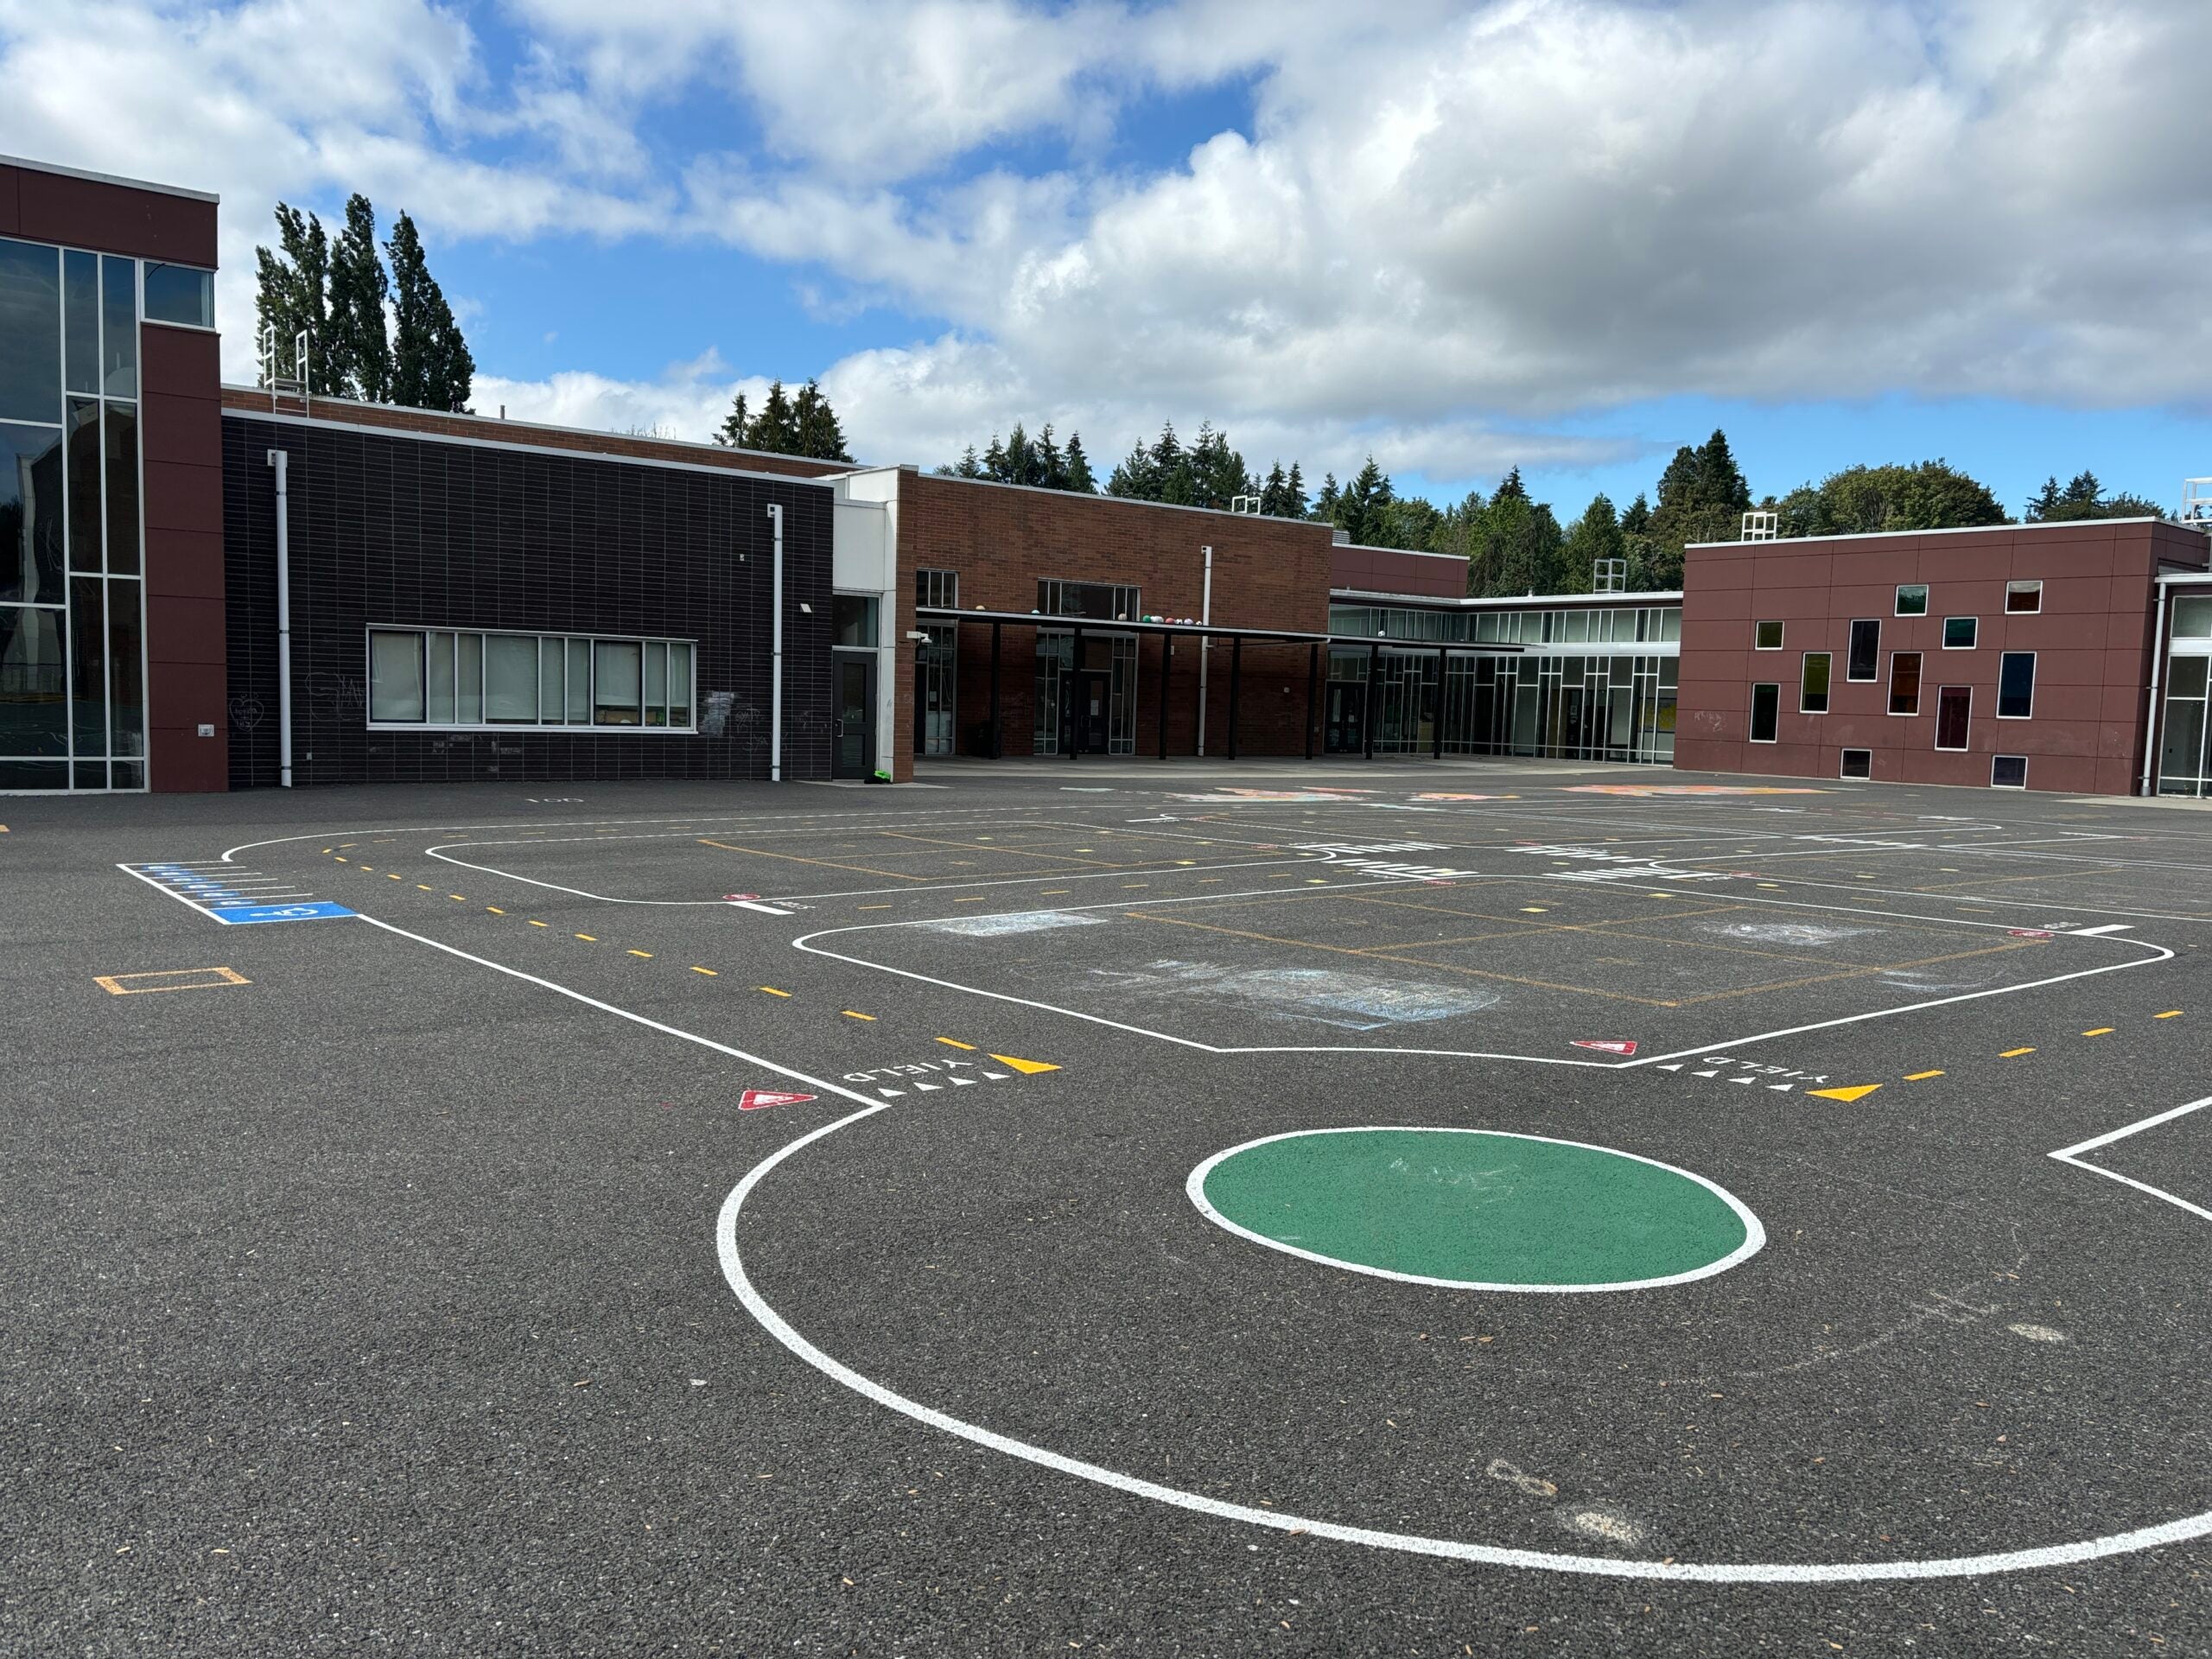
1675,520,2209,794
894,471,1337,757
223,413,836,787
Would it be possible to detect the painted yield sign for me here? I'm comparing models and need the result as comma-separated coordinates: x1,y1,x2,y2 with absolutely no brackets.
739,1090,816,1111
1572,1039,1638,1056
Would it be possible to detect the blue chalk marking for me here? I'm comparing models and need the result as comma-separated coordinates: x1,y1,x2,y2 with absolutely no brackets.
209,902,357,925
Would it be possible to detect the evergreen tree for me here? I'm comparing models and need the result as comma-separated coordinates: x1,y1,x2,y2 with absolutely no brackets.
1563,493,1624,592
789,378,852,461
1777,461,2007,536
1326,456,1395,545
1283,461,1308,519
933,443,983,480
386,212,472,411
1645,429,1753,588
327,194,391,403
1105,435,1159,499
981,430,1009,480
744,380,798,453
1062,431,1096,493
1372,494,1443,552
1492,465,1530,504
252,203,336,393
2026,469,2164,521
713,391,751,448
1311,473,1340,524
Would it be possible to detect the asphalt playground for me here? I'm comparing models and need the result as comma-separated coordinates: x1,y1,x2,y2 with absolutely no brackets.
4,757,2209,1656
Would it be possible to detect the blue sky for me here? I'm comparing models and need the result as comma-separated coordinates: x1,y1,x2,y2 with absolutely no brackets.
3,0,2208,521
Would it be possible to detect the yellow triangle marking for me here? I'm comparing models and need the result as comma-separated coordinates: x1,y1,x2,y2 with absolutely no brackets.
988,1053,1060,1075
1808,1084,1882,1103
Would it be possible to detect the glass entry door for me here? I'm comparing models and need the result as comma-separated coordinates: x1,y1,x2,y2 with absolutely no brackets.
1061,669,1112,755
833,653,876,779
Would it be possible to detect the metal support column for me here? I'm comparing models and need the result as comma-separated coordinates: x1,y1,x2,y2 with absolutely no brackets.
1068,625,1084,759
1303,642,1318,761
1157,636,1173,760
988,622,1002,759
1363,643,1380,760
1433,645,1447,760
1226,635,1243,761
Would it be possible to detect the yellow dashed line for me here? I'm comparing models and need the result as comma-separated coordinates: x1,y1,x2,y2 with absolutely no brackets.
2156,1010,2183,1019
575,933,597,942
334,857,346,862
691,966,720,976
359,866,374,873
1042,889,1071,895
2001,1046,2035,1058
388,873,402,880
842,1010,876,1021
936,1037,977,1049
2082,1027,2113,1037
528,920,549,928
449,894,467,902
956,897,986,904
627,950,652,958
418,884,434,891
859,904,893,911
486,906,504,915
757,985,788,995
1904,1070,1945,1081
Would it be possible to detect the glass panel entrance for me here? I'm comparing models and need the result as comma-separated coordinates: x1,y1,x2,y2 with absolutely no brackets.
834,653,876,779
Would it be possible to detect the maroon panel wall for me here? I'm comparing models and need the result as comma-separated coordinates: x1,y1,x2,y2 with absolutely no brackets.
142,325,227,790
1675,521,2209,796
3,162,218,266
1332,543,1468,598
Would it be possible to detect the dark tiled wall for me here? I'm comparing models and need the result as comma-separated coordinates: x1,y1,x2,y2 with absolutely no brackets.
223,416,836,787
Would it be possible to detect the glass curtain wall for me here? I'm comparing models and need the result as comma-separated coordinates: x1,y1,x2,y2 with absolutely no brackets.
1033,630,1138,754
917,624,957,755
0,238,146,790
2158,596,2212,797
1331,648,1676,763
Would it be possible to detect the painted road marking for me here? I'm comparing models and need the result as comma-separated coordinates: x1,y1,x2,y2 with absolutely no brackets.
120,864,353,925
575,933,598,942
1905,1070,1946,1080
1807,1084,1882,1103
733,900,795,915
842,1010,877,1021
96,966,250,995
691,967,719,976
2082,1027,2114,1037
989,1053,1061,1074
757,985,787,995
739,1090,816,1112
851,1052,1057,1092
2073,923,2133,936
627,950,653,958
2002,1046,2036,1057
2157,1010,2183,1019
2050,1093,2212,1224
936,1037,977,1049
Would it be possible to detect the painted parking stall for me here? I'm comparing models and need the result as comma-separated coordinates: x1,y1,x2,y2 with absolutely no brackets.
119,862,356,925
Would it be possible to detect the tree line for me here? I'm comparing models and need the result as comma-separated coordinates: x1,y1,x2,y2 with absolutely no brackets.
938,417,2177,597
254,196,474,412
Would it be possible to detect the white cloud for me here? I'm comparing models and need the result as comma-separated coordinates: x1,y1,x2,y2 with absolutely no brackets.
5,0,2208,490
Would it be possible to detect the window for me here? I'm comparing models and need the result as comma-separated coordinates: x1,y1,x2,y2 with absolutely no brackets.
1754,620,1783,650
1039,578,1140,620
2172,596,2212,639
1997,652,2036,719
915,568,959,610
0,237,61,423
2005,581,2042,614
1942,616,1978,649
1889,652,1923,715
100,255,136,399
1991,755,2028,789
1936,686,1971,750
142,264,214,328
1840,748,1872,779
1750,683,1780,743
1895,583,1929,617
1847,619,1879,680
1800,652,1831,714
833,594,879,646
366,628,696,730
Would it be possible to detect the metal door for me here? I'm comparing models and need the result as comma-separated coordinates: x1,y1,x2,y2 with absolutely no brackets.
833,654,876,778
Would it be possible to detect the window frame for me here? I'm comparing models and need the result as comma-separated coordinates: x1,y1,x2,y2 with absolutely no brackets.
1799,651,1832,715
1846,618,1879,681
2004,580,2043,615
914,567,959,610
364,626,697,733
1895,583,1929,617
1888,651,1923,716
1935,685,1973,751
1754,620,1783,651
1942,615,1979,650
1749,683,1781,744
140,262,217,332
1996,650,2036,720
1840,747,1872,780
1990,754,2029,789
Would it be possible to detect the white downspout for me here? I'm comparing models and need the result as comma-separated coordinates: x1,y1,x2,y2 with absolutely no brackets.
267,448,294,788
1196,544,1214,755
2139,581,2171,797
768,504,785,783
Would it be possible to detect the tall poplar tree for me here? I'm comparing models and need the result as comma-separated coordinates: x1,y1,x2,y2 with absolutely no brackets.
386,212,474,412
326,194,391,403
252,204,336,393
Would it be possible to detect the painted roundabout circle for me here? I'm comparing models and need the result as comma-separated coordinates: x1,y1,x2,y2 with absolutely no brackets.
718,1102,2212,1583
1185,1126,1764,1293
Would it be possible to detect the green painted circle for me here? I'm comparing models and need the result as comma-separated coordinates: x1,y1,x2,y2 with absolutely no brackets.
1189,1128,1762,1291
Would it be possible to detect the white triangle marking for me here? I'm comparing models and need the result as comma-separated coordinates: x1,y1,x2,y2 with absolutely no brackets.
877,1089,905,1098
1656,1064,1683,1072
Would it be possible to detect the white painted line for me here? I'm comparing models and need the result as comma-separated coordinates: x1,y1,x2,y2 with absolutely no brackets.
2072,923,2133,936
2050,1095,2212,1225
117,863,219,917
718,1090,2212,1583
1185,1127,1764,1294
734,900,795,915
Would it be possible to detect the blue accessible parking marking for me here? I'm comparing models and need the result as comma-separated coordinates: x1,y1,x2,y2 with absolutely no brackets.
209,901,357,925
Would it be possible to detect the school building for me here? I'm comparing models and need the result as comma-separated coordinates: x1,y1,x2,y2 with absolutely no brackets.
3,151,2208,799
